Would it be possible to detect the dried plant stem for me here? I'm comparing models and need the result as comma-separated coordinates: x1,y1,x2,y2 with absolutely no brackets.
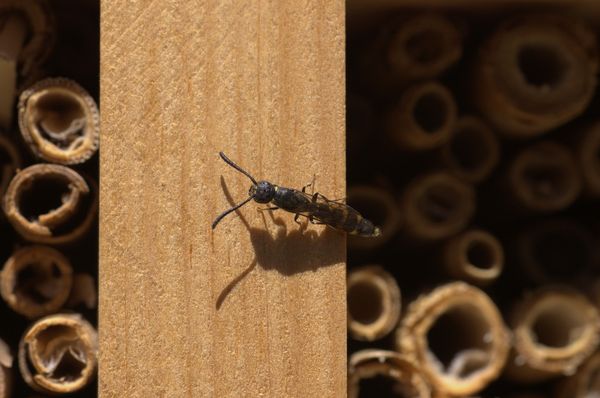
0,338,11,398
439,116,500,184
18,313,97,394
347,185,401,250
347,265,401,341
3,164,97,244
385,81,457,152
348,349,431,398
443,229,504,286
506,287,600,383
401,172,476,241
507,141,581,212
0,12,27,129
473,14,598,138
396,282,509,396
0,245,73,318
19,77,99,164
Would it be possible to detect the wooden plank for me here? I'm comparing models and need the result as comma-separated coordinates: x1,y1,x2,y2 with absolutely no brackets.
99,1,346,397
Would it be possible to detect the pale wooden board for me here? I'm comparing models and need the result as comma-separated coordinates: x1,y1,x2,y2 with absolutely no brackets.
99,1,346,397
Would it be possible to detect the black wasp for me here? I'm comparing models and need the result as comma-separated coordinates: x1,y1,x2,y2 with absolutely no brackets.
212,152,381,237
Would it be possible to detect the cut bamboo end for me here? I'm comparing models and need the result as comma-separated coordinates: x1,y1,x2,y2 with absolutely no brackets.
440,116,500,184
386,81,457,152
506,287,600,383
508,141,581,212
576,122,600,197
396,282,510,396
348,349,432,398
347,265,401,341
516,219,596,285
474,14,598,138
347,185,401,251
0,133,22,198
66,273,97,310
443,229,504,286
555,351,600,398
18,313,97,394
0,338,12,398
0,245,73,319
386,14,462,81
18,78,100,165
401,172,476,241
3,164,98,244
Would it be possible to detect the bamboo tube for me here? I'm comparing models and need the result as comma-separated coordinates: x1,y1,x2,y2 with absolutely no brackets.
507,141,581,213
18,313,97,394
555,351,600,398
443,229,504,286
0,133,21,199
396,282,510,396
0,338,11,398
575,122,600,197
66,273,97,310
359,14,462,94
385,81,457,152
18,77,100,165
347,185,401,251
0,12,26,129
0,245,73,319
347,265,401,341
505,287,600,383
401,172,476,241
348,349,431,398
439,116,500,184
473,14,598,138
515,219,596,285
3,164,97,244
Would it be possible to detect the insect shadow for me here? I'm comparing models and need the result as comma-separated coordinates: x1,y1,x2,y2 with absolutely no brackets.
216,176,344,309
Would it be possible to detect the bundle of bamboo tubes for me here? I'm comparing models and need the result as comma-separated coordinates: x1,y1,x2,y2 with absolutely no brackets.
348,7,600,397
0,1,99,397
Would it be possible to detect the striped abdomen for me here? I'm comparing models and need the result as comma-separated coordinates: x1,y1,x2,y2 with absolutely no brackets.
311,202,381,237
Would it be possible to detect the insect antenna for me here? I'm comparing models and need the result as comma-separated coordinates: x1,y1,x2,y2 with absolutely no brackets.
212,196,254,229
219,152,258,185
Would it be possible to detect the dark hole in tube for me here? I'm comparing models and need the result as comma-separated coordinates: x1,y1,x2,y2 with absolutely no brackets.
532,305,585,348
405,29,444,65
466,240,496,270
348,281,383,325
359,375,405,398
18,176,70,222
413,92,447,134
418,184,460,225
522,164,565,200
517,44,568,89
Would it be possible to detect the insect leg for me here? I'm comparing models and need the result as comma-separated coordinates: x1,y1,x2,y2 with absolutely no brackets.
308,215,326,225
257,206,279,211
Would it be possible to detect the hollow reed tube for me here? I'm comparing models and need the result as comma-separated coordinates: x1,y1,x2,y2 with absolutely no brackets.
347,265,401,341
396,282,509,396
443,229,504,286
348,350,431,398
505,287,600,383
0,339,11,398
385,81,457,152
473,14,598,138
18,313,97,394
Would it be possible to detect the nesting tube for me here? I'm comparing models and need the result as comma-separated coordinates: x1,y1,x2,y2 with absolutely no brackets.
347,265,401,341
347,186,401,251
439,116,500,184
0,134,21,198
18,313,97,394
555,351,600,398
3,164,97,244
443,229,504,286
348,350,431,398
401,172,476,241
516,219,597,285
396,282,510,396
0,339,11,398
386,81,457,152
506,287,600,383
0,245,73,318
473,14,598,138
19,77,100,165
507,141,581,212
575,122,600,197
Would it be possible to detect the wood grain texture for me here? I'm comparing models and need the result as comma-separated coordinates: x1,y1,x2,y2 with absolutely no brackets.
99,1,346,397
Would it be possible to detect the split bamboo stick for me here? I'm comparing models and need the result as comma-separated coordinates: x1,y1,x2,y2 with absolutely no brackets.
473,14,598,138
506,287,600,383
396,282,509,396
347,265,401,341
348,349,431,398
